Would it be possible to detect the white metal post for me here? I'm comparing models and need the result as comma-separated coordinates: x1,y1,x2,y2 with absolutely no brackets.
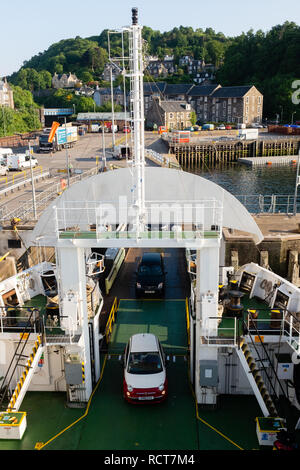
102,121,106,170
56,246,93,401
110,66,116,150
195,245,220,405
28,140,37,219
293,149,300,216
64,117,70,187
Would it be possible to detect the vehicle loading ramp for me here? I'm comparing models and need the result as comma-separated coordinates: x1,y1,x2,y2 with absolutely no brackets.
109,299,188,355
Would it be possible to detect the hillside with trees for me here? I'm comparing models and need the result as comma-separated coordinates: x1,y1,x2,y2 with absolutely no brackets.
6,22,300,123
0,86,41,137
8,27,231,90
216,21,300,122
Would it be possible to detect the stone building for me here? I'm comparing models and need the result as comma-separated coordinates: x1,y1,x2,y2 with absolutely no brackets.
102,62,122,82
178,56,216,84
93,86,127,108
209,85,263,125
146,97,194,130
143,82,167,115
163,83,194,101
186,84,263,125
145,56,176,78
187,84,221,122
52,73,82,89
0,78,14,108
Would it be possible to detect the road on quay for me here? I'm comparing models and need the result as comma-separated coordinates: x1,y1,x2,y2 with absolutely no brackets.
0,131,165,220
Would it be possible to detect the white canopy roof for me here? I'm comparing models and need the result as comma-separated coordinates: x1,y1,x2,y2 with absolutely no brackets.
30,167,263,244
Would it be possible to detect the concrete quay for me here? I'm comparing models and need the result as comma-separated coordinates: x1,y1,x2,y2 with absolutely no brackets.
238,155,299,166
224,214,300,285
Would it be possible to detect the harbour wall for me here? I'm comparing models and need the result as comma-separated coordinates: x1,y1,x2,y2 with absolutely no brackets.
167,137,300,168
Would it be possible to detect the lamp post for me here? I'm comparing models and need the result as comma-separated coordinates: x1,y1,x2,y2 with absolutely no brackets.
64,117,70,187
293,148,300,216
28,139,37,219
110,65,116,150
292,111,296,125
15,133,37,219
280,106,283,123
101,120,106,170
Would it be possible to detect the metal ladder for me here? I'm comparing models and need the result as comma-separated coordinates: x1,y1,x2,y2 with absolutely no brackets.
0,308,44,412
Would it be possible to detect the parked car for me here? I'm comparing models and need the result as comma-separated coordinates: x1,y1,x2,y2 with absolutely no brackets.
225,125,232,130
217,125,226,130
135,252,166,297
123,333,168,403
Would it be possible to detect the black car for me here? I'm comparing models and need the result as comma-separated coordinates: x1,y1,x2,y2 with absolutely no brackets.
135,252,166,297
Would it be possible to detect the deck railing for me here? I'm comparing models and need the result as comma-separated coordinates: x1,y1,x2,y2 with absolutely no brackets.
203,309,300,351
55,199,223,242
235,194,300,215
202,316,238,346
105,297,118,343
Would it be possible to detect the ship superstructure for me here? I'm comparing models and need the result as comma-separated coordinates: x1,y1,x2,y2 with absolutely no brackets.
0,8,300,449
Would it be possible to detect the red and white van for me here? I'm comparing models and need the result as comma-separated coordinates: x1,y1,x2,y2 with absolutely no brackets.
123,333,167,403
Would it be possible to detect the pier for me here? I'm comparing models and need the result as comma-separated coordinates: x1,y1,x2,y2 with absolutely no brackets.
238,156,300,166
166,135,300,168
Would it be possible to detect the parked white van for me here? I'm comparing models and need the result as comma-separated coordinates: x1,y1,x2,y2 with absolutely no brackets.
0,163,8,176
7,153,38,171
0,148,13,159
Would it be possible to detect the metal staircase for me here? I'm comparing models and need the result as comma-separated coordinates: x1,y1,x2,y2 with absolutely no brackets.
237,338,278,417
6,335,44,412
0,308,45,413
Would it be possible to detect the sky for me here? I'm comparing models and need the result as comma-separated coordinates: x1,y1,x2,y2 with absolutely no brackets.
1,0,300,77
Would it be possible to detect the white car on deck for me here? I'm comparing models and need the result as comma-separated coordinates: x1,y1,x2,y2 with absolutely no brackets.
123,333,167,403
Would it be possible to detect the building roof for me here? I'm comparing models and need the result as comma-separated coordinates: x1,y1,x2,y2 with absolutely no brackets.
164,83,194,95
95,86,124,95
159,101,191,113
188,84,220,97
77,112,127,121
53,73,79,80
143,82,166,94
211,85,254,98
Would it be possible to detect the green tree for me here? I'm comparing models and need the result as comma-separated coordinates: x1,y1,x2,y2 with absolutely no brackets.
190,111,197,126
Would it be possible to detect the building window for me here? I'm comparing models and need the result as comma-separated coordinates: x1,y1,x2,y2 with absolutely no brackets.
169,113,174,119
246,96,249,104
258,96,261,104
8,239,22,249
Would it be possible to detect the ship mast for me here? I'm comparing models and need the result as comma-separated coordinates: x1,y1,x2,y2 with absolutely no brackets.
130,7,146,233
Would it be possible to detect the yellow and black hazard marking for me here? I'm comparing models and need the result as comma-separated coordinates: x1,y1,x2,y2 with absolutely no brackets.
6,336,43,412
81,362,85,383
